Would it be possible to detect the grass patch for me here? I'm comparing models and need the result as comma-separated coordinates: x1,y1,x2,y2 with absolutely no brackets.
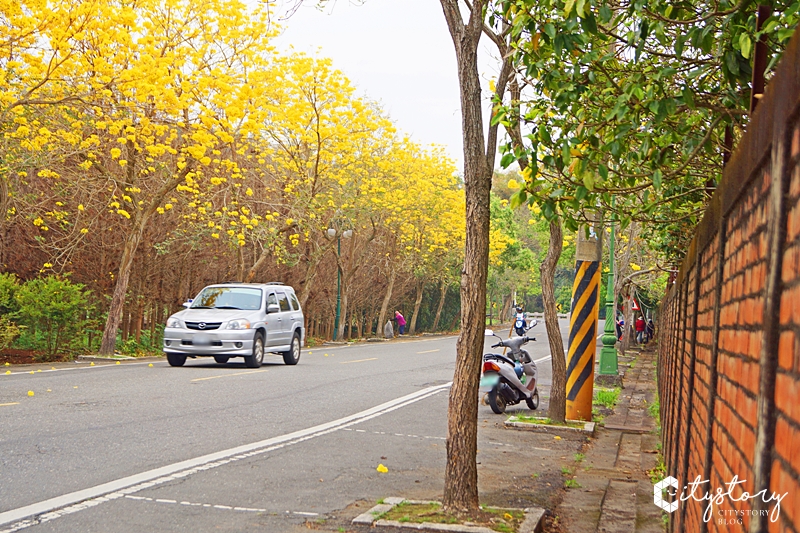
564,479,582,489
648,454,667,484
380,502,525,533
648,397,661,429
592,407,605,424
594,387,621,409
574,452,585,462
511,415,585,429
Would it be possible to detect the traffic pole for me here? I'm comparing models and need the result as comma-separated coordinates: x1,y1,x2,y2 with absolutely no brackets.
566,220,602,421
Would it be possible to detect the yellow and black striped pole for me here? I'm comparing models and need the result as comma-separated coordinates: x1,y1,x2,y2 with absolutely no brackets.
566,224,602,421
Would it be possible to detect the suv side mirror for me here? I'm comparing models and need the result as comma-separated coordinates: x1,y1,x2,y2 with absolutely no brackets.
182,299,193,308
267,303,280,314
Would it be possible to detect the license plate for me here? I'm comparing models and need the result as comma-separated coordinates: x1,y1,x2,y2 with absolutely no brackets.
480,374,499,391
194,333,211,346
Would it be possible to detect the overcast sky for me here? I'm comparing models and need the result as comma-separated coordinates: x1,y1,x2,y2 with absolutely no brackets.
273,0,502,172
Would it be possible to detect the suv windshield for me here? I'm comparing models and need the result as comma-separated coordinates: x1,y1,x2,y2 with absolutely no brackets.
191,287,262,310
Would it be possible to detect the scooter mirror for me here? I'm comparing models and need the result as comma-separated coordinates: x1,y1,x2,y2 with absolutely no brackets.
484,329,494,337
531,319,538,327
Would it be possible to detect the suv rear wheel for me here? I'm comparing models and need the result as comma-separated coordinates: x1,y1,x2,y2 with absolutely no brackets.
245,333,264,368
167,353,186,367
282,333,301,365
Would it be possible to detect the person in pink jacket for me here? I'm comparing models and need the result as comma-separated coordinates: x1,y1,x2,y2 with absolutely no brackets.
394,310,406,335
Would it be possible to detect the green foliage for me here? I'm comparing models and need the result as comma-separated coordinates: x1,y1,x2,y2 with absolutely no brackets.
14,276,91,358
594,387,621,409
491,0,800,266
0,273,20,316
0,315,24,351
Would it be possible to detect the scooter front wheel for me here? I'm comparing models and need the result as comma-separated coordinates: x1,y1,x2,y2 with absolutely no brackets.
487,388,506,414
526,387,539,410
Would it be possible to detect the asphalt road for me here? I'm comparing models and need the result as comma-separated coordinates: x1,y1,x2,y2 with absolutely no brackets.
0,319,578,532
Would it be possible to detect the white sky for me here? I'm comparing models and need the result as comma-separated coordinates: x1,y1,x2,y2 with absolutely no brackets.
272,0,503,172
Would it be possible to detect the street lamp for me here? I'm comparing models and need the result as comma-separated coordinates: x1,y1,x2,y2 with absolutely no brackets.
598,199,619,381
326,224,352,341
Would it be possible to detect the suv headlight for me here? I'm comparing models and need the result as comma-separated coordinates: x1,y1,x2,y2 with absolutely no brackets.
167,317,182,328
226,319,251,330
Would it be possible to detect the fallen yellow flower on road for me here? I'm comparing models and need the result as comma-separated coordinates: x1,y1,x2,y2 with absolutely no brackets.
116,361,121,365
4,362,9,366
37,369,41,372
554,436,562,440
27,391,34,397
148,363,153,367
29,371,34,374
47,389,51,392
5,371,10,375
504,513,513,520
90,362,95,366
377,464,388,473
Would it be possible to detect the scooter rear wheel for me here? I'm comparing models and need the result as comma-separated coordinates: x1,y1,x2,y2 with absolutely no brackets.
488,389,506,414
526,387,540,410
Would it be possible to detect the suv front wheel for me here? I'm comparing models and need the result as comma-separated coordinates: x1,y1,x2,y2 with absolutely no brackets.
245,333,264,368
282,332,301,365
167,353,186,367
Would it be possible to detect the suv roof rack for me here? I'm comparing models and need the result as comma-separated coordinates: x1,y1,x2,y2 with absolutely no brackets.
264,281,285,285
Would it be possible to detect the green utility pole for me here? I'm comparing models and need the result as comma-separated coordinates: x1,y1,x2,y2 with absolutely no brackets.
333,236,341,341
598,207,618,376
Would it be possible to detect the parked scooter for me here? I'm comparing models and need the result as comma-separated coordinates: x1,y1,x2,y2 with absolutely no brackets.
480,323,539,414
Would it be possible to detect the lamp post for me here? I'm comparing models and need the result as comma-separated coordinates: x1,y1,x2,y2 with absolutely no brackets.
326,225,352,341
598,202,618,378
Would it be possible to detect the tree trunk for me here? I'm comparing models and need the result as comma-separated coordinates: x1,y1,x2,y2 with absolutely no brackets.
432,280,448,332
376,269,396,337
409,279,424,335
542,219,567,422
99,219,148,354
439,0,492,513
336,290,348,341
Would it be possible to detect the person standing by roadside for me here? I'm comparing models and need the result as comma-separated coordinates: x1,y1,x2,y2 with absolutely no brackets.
394,310,406,336
646,318,655,343
635,315,646,344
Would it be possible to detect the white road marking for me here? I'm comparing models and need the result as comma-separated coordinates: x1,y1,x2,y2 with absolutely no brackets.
342,428,446,441
0,402,20,407
534,355,552,363
339,357,378,364
190,369,268,382
416,349,440,354
125,496,274,514
0,382,451,532
2,361,158,377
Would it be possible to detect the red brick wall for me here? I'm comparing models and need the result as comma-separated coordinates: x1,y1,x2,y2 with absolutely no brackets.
658,30,800,533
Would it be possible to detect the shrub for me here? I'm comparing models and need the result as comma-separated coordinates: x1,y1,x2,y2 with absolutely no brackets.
0,315,24,351
0,272,20,316
14,275,91,358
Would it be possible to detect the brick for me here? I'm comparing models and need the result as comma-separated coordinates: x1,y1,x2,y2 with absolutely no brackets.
775,416,791,462
778,331,796,371
776,373,797,421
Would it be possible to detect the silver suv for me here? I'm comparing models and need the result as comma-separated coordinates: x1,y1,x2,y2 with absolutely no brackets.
163,282,304,368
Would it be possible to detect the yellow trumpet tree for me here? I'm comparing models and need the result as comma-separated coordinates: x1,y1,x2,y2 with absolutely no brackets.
5,0,276,354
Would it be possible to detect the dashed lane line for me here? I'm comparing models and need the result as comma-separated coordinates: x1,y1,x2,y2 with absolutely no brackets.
534,355,552,363
339,358,378,364
0,382,451,533
123,495,319,516
340,428,515,447
416,349,440,354
190,369,269,382
0,402,20,407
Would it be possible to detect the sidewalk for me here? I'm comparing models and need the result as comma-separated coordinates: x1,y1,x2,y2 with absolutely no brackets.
553,346,665,533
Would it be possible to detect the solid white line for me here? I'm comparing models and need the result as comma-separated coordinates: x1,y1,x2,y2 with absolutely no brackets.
534,355,552,363
0,382,451,531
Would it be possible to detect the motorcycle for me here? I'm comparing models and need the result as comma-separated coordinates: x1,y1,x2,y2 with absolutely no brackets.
480,324,539,414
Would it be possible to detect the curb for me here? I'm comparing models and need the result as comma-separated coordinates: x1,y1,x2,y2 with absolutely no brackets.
504,417,596,436
76,354,137,361
352,498,545,533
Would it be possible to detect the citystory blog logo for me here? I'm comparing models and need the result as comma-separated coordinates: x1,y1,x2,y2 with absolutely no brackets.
653,475,788,524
